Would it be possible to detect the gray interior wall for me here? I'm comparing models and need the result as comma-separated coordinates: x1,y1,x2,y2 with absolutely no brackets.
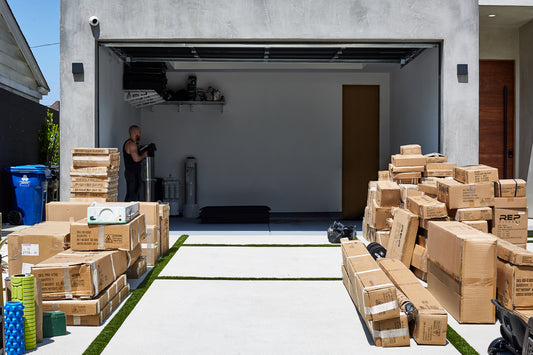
98,47,140,201
519,19,533,179
389,48,439,155
140,71,389,212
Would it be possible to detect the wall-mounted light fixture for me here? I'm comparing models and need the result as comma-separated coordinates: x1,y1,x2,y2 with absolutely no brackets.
72,62,84,75
457,64,468,83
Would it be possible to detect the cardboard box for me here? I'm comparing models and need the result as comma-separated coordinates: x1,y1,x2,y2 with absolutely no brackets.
411,266,427,281
426,162,456,171
454,165,499,184
410,244,428,273
376,230,390,247
451,207,493,221
43,275,127,315
419,217,449,230
494,197,528,209
437,180,494,209
426,221,497,323
497,259,533,309
425,163,456,178
160,217,170,255
389,164,425,173
497,238,533,266
367,186,377,209
341,265,409,347
46,201,92,222
425,153,447,163
387,208,419,267
418,180,438,196
371,199,393,230
400,144,422,155
139,202,160,226
391,172,422,180
72,152,120,168
33,244,140,300
462,220,488,233
66,284,129,326
376,181,401,207
378,258,448,345
416,234,427,248
344,241,399,321
514,308,533,323
126,256,147,279
378,170,391,181
494,179,527,197
8,221,70,275
70,214,144,251
143,225,160,266
399,184,421,203
492,208,528,245
391,154,427,167
406,195,447,219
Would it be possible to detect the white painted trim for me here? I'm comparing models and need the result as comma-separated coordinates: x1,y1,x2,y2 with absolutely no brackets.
0,73,41,101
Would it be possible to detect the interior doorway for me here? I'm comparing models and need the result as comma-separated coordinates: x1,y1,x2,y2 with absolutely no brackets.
342,85,380,219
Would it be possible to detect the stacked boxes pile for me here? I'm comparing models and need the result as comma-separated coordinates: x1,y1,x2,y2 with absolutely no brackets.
70,148,120,202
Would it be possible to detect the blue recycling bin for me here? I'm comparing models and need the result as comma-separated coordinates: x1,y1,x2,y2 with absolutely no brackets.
6,165,51,225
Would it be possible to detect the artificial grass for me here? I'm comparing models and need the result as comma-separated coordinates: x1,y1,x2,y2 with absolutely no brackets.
184,243,340,247
157,276,343,281
83,234,189,355
446,325,479,355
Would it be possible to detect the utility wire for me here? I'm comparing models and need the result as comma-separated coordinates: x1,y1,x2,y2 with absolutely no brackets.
30,42,59,49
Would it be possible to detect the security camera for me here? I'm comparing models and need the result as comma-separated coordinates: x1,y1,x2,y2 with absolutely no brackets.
89,16,99,27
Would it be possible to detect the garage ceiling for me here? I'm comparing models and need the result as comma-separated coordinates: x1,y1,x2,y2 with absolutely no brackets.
103,42,437,66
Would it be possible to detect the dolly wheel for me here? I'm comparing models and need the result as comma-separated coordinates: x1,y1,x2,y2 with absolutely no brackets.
487,337,514,355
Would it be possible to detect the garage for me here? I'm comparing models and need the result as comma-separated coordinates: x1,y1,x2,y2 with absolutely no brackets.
95,41,440,217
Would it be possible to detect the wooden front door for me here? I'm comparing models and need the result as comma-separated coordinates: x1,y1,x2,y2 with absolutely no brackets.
479,60,515,178
342,85,379,219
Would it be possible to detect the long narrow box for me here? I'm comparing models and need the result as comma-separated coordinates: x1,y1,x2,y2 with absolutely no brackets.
387,208,419,267
406,195,447,219
451,207,492,221
494,179,526,197
378,258,448,345
32,244,140,300
400,144,422,155
70,214,145,251
454,165,499,184
496,239,533,309
391,154,427,167
427,221,497,323
437,180,494,209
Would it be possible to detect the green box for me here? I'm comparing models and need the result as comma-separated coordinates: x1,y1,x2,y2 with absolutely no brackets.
43,311,66,337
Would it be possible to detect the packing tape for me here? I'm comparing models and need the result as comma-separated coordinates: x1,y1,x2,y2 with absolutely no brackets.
110,254,116,281
469,184,476,196
347,255,371,260
73,316,80,326
373,327,409,339
365,300,399,315
355,268,381,275
62,266,73,299
98,225,105,249
91,261,99,296
341,240,359,244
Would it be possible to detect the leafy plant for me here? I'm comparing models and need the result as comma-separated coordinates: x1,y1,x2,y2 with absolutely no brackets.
38,109,59,165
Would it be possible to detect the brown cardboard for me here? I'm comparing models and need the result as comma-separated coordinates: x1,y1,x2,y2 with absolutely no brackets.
426,162,456,171
371,199,393,230
344,242,399,322
72,152,120,168
419,217,449,230
378,170,391,181
418,180,438,196
46,201,92,221
492,208,528,245
514,309,533,323
416,234,427,248
452,207,493,221
425,153,447,163
389,164,425,173
126,256,147,279
376,181,401,207
42,275,127,315
426,221,496,323
376,230,390,247
387,208,419,267
70,214,145,251
497,259,533,309
437,180,494,209
400,144,422,155
367,186,377,210
138,202,159,226
410,244,428,273
391,154,427,167
462,220,489,233
412,267,427,281
341,238,365,266
399,184,422,203
494,179,527,197
406,195,447,219
71,148,119,155
8,221,70,276
33,244,140,300
378,258,448,345
454,165,499,184
391,172,422,180
496,238,533,266
494,197,528,209
425,169,454,178
66,284,129,326
159,217,170,255
143,224,160,265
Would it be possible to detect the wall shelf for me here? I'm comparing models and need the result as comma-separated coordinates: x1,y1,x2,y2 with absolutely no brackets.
124,90,226,112
162,100,226,113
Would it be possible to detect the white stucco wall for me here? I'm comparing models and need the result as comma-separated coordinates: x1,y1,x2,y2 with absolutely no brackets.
60,0,479,199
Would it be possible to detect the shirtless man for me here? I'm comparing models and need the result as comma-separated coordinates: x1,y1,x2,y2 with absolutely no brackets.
123,125,147,201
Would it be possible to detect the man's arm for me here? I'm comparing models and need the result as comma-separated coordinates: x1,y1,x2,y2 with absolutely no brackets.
125,140,147,162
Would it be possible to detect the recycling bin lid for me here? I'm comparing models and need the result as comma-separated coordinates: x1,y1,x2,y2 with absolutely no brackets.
7,164,51,177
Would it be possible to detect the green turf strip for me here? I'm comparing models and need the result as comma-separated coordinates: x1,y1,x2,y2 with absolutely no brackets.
83,235,189,355
446,325,479,355
157,276,343,281
184,243,340,247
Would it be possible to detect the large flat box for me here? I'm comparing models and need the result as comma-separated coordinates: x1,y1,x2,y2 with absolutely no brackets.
454,165,499,184
66,284,129,326
391,154,427,167
126,256,147,279
371,199,393,230
46,201,92,221
8,221,70,275
427,221,497,323
387,208,419,267
494,197,528,209
406,195,447,219
143,225,160,266
495,179,527,197
378,258,448,345
376,181,401,207
437,180,494,209
492,208,528,245
389,165,425,173
43,275,127,315
462,220,488,233
452,207,493,221
497,259,533,309
344,241,399,322
400,144,422,155
33,244,140,300
70,214,145,251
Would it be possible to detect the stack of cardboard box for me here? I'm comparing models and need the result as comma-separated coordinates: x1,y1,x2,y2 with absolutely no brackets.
139,202,170,265
363,181,401,247
388,144,426,184
70,148,120,202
